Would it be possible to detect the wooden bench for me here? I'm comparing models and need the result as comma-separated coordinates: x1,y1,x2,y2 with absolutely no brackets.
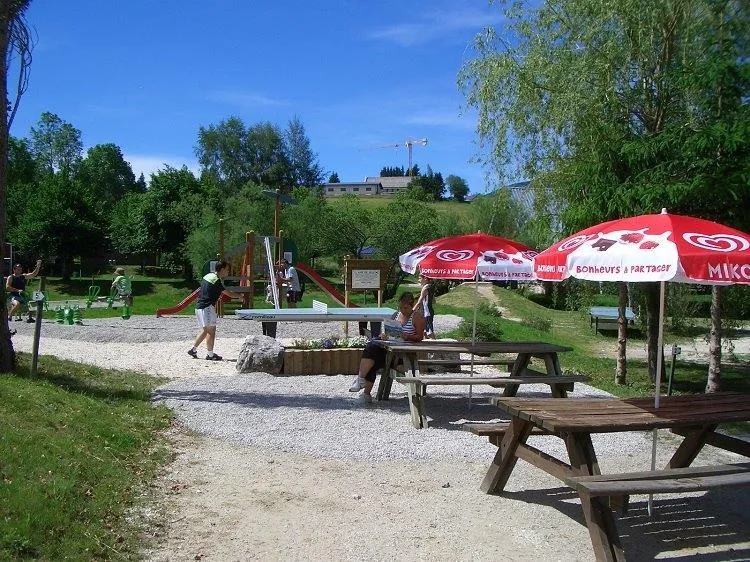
393,373,590,428
418,358,515,372
565,463,750,560
465,421,548,445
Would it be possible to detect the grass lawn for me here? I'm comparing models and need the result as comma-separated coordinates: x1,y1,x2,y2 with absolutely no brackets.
0,355,172,559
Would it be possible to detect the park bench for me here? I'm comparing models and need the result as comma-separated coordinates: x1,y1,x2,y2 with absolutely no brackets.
417,358,515,372
393,372,590,428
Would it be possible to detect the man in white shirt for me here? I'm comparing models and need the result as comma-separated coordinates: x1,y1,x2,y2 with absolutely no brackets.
280,259,302,308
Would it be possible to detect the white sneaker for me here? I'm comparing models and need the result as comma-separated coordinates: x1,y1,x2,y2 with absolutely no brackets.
358,393,373,404
348,377,366,392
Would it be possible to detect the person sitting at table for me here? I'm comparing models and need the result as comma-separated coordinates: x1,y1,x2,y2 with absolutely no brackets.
348,291,425,403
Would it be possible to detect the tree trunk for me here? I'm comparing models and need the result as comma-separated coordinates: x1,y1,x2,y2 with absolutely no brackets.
645,283,661,383
706,286,722,393
0,7,15,371
615,281,627,385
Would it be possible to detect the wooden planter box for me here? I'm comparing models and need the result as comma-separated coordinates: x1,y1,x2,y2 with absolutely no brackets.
281,348,363,376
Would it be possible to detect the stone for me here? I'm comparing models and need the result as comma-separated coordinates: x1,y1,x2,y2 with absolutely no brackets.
236,335,285,374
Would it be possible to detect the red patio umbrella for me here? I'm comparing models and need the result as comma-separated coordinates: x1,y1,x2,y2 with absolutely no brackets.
400,232,537,282
533,208,750,510
400,232,537,404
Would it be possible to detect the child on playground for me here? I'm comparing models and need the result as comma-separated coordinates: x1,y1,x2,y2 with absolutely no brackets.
6,259,42,322
111,267,133,307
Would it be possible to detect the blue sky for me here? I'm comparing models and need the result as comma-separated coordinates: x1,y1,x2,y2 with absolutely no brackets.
11,0,505,194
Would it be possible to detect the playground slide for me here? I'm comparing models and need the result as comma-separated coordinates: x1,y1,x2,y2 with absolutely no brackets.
156,288,232,317
156,288,200,317
294,262,358,307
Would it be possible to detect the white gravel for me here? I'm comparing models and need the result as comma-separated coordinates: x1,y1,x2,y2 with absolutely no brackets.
14,314,660,465
12,314,749,561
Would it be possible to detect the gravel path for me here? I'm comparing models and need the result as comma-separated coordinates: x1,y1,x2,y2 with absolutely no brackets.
11,314,750,561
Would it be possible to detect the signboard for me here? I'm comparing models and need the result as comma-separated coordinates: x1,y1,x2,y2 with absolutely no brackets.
344,258,391,292
31,291,45,302
352,269,381,289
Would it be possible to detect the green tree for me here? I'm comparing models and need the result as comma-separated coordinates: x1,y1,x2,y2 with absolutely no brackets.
284,116,324,189
109,192,151,269
327,171,340,183
446,174,469,202
12,172,102,280
408,166,445,200
29,111,82,175
469,190,528,242
321,194,373,258
76,143,137,208
196,116,292,194
380,166,405,177
372,192,441,298
6,136,36,233
460,0,749,385
142,166,209,274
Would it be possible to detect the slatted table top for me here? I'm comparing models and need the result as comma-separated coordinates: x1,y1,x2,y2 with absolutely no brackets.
372,340,573,354
492,392,750,433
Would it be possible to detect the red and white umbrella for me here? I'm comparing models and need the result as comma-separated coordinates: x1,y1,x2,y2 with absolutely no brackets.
534,208,750,511
400,232,537,281
534,210,750,286
400,232,537,405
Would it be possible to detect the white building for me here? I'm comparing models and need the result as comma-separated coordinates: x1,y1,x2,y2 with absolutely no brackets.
322,175,414,197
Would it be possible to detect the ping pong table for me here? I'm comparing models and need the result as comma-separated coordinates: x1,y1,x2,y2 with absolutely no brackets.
235,306,397,322
589,306,636,332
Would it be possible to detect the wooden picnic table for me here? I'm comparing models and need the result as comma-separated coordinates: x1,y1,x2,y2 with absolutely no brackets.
372,340,577,428
480,392,750,561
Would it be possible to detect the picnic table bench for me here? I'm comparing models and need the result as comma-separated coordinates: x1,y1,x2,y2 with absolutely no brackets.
373,340,577,429
481,392,750,561
417,358,515,371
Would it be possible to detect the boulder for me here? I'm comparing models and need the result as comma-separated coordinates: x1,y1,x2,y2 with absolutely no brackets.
236,335,285,374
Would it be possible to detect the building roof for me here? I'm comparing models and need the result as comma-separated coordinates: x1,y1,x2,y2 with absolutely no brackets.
364,176,413,189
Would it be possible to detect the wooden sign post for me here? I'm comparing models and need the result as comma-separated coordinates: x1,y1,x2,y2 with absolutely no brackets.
343,257,391,336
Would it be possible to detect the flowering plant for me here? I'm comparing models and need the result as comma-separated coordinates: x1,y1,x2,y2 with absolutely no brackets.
291,335,368,350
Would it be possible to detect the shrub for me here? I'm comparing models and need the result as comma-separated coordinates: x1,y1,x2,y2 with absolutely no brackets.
457,315,503,341
521,316,552,332
478,301,502,317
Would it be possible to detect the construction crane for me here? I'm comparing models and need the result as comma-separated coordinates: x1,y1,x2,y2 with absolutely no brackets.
372,137,428,175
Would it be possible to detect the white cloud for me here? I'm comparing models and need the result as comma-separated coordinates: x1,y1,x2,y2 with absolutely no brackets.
125,154,200,182
367,7,502,47
206,90,289,108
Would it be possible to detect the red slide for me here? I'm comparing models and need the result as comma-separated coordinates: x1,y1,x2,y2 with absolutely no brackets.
294,262,358,307
156,288,232,317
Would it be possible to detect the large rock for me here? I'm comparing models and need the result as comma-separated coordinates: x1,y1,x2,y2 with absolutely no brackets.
236,335,285,374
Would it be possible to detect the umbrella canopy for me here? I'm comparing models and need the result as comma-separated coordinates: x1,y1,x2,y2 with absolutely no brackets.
400,232,537,406
534,210,750,285
400,232,537,281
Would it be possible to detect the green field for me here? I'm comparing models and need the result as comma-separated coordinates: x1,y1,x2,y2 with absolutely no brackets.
328,196,473,219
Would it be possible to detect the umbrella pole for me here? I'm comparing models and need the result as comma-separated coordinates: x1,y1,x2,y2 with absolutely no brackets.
469,271,479,409
648,280,667,516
